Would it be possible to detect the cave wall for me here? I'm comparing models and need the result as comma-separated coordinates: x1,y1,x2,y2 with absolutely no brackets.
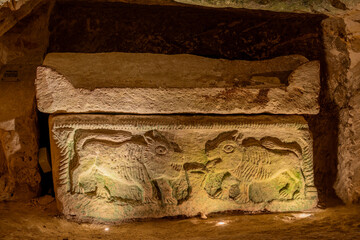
323,11,360,203
0,0,45,37
0,0,53,201
0,1,53,66
174,0,360,14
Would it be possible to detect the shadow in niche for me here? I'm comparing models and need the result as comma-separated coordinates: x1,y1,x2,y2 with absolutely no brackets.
304,31,341,207
0,138,9,197
47,1,326,61
37,111,54,196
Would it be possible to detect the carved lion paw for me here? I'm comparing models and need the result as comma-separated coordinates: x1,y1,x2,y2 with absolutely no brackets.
73,185,80,193
143,196,156,204
96,187,111,199
293,191,301,200
234,194,249,204
279,189,291,199
162,196,178,205
74,185,85,194
214,190,226,200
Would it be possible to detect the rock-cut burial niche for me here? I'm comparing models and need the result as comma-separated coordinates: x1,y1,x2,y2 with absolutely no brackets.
40,1,324,116
37,51,320,222
35,1,328,222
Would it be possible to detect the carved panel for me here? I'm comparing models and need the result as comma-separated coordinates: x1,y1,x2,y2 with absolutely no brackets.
50,114,318,222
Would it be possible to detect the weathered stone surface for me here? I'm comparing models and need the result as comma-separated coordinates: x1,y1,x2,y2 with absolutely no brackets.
323,11,360,204
175,0,360,14
0,65,40,201
49,114,317,222
0,0,52,39
36,53,320,114
0,0,53,201
0,0,53,67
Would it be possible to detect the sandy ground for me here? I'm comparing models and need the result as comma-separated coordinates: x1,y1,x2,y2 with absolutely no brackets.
0,197,359,240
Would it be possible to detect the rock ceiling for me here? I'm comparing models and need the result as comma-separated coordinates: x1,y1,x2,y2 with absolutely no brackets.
0,0,359,37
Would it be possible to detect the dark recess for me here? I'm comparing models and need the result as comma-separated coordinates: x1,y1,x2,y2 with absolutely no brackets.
48,1,326,61
38,111,53,196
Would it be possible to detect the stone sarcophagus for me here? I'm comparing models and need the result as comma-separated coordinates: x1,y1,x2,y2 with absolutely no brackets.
36,52,320,222
49,114,317,222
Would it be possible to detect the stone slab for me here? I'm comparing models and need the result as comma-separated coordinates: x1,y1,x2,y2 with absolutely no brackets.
49,114,318,222
36,53,320,114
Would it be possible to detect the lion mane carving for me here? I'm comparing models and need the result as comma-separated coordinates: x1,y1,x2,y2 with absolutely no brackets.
204,130,305,203
69,129,188,205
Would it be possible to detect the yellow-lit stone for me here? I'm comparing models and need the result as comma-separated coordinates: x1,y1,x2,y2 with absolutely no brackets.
49,114,317,222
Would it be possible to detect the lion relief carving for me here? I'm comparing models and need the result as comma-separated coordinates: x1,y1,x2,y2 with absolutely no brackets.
70,129,189,205
204,130,305,203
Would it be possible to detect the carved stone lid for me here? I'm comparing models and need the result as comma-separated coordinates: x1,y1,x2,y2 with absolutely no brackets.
36,52,320,114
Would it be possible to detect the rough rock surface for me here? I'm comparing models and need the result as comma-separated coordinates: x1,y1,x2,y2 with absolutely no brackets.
323,11,360,204
175,0,360,14
0,65,40,201
0,0,53,66
49,114,317,222
48,1,325,61
36,53,320,114
0,1,53,201
0,0,47,37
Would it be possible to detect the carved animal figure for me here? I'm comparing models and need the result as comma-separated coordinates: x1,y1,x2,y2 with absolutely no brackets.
141,130,188,204
71,129,187,205
204,130,304,203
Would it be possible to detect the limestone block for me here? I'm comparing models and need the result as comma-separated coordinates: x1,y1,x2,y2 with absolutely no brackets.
49,114,317,222
0,65,40,201
36,53,320,115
